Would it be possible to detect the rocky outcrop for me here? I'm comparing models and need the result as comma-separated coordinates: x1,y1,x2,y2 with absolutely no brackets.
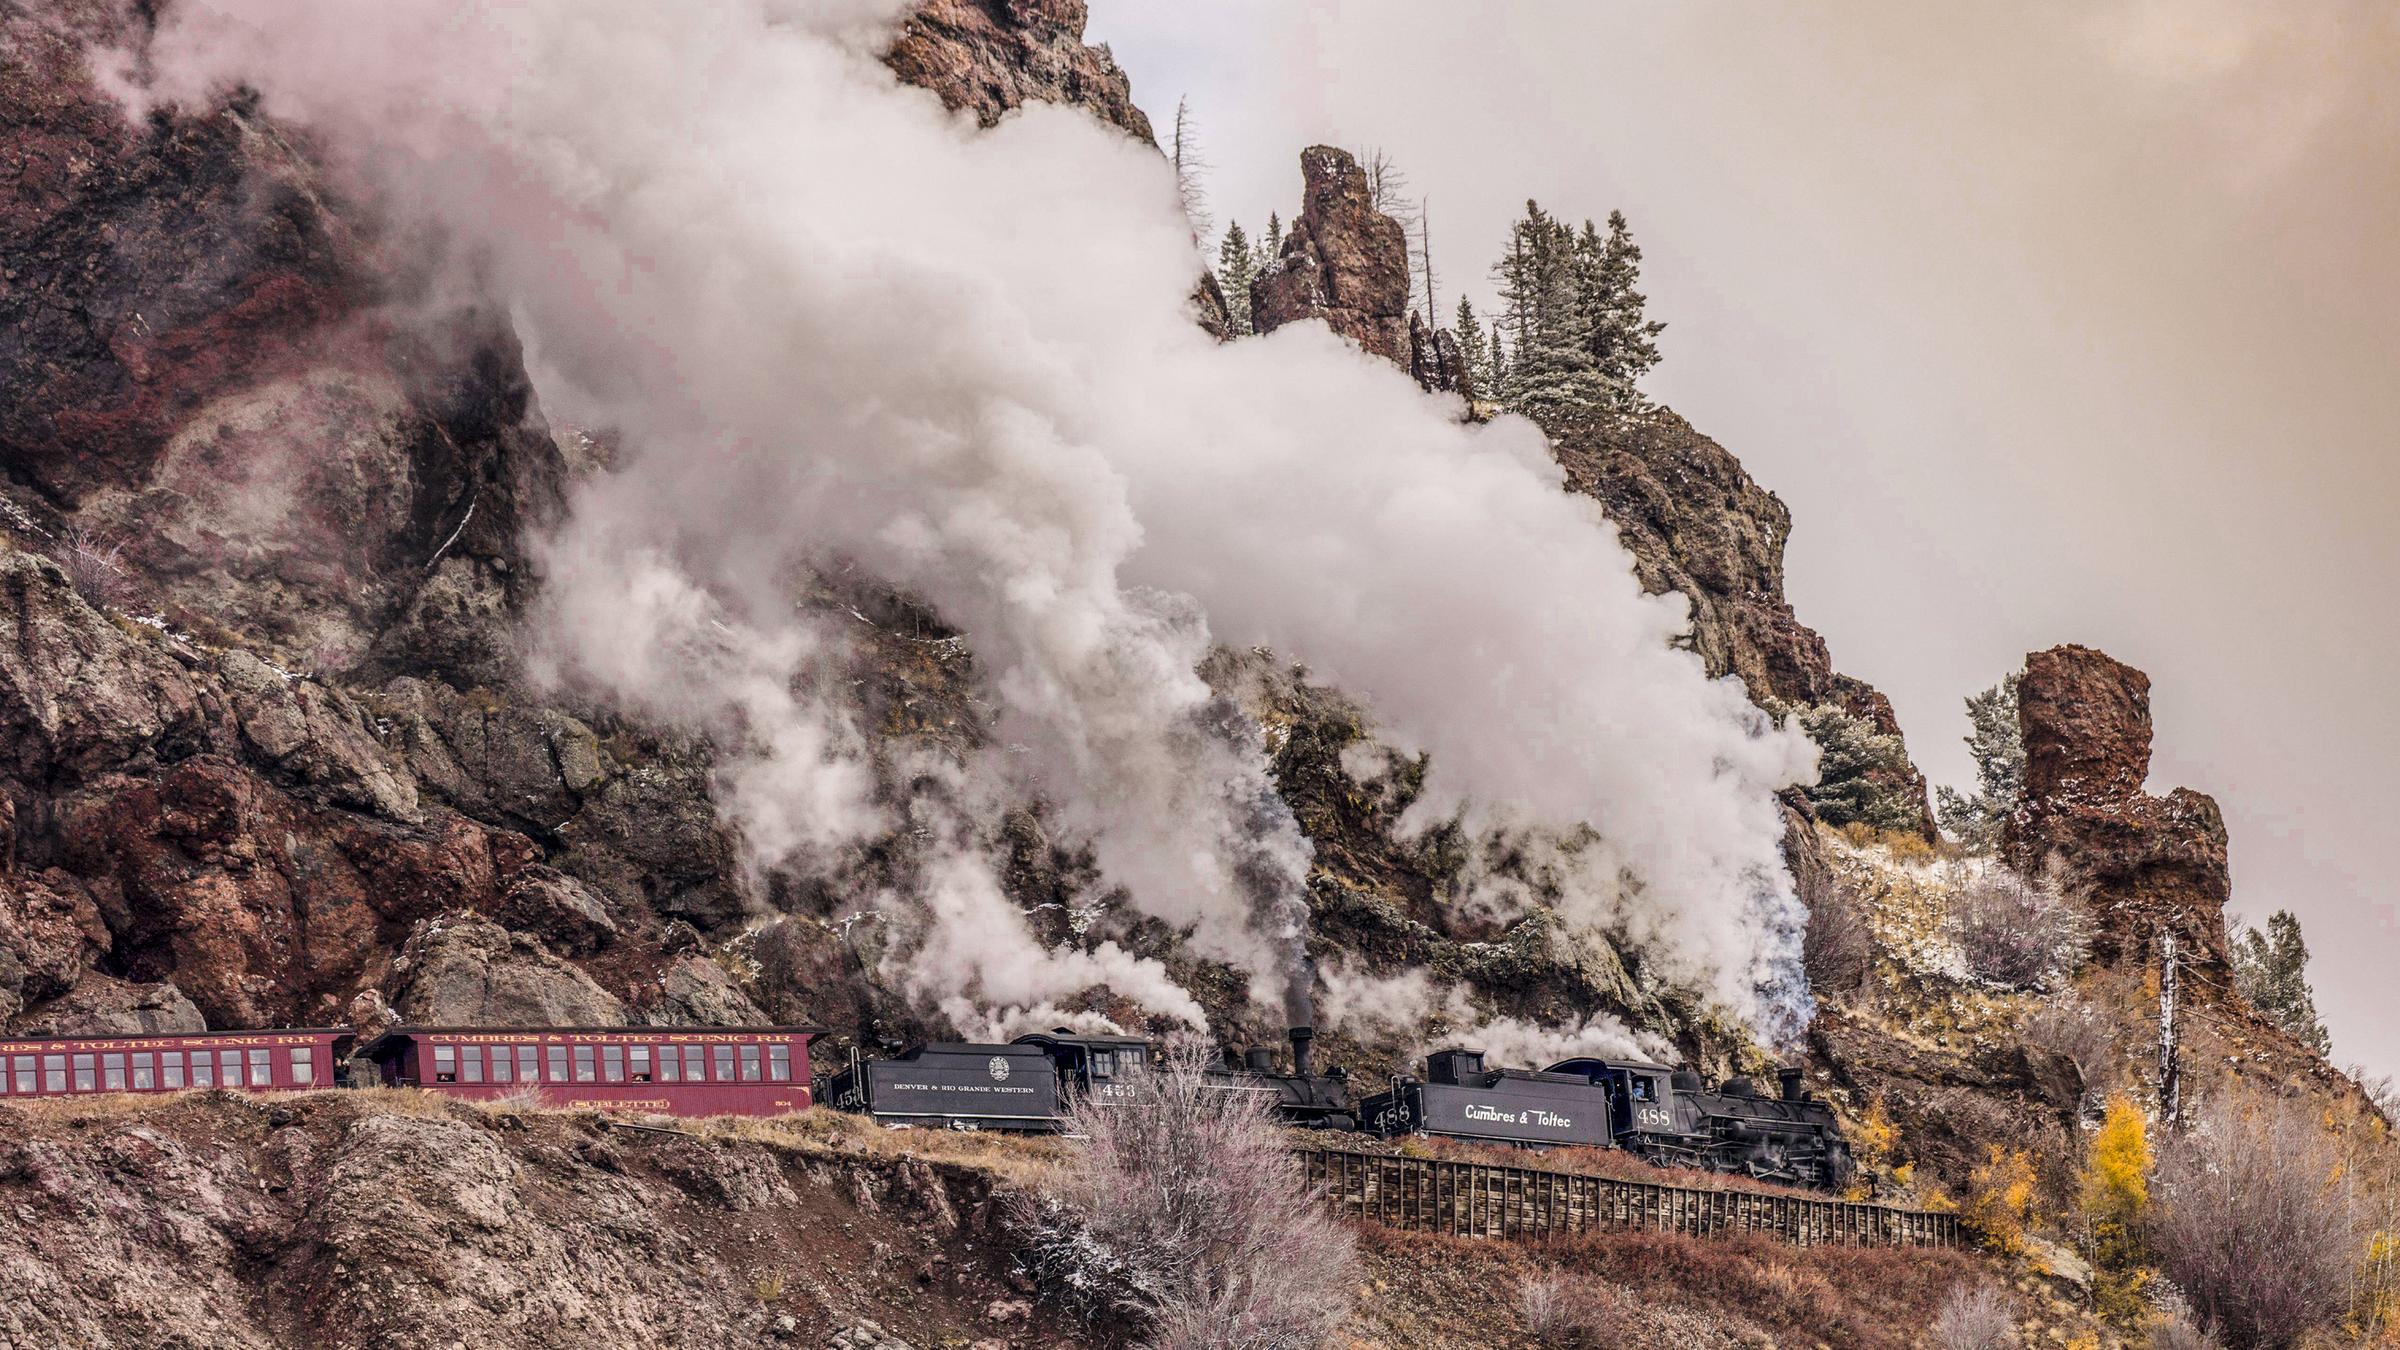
2005,644,2230,972
0,1093,1073,1350
1408,312,1474,400
1552,410,1933,831
1251,147,1413,366
883,0,1153,142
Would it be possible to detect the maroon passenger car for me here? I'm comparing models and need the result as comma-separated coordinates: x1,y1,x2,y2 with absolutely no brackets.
0,1029,354,1100
361,1026,826,1117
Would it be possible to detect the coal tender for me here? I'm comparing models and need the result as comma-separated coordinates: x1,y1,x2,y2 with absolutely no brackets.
821,1030,1151,1131
1358,1048,1615,1148
1206,1027,1357,1130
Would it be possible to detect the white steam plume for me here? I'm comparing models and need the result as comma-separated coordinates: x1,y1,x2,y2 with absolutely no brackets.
133,0,1818,1039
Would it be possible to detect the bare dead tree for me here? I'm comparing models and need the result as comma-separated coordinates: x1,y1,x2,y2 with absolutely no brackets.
1171,96,1211,238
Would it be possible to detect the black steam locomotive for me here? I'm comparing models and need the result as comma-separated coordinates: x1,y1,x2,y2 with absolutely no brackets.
822,1026,1852,1192
1205,1026,1355,1130
1357,1049,1850,1189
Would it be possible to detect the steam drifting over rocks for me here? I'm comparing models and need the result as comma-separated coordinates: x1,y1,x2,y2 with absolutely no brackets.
128,0,1819,1041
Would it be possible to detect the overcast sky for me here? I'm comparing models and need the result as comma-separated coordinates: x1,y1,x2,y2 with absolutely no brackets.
1088,1,2400,1077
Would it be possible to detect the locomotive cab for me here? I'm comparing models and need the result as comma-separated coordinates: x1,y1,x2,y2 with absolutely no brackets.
1544,1057,1699,1142
1011,1030,1155,1106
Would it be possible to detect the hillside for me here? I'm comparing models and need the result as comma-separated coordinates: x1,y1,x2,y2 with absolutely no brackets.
0,1,2391,1347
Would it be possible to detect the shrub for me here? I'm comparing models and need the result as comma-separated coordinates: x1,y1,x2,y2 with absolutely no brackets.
1803,881,1873,996
1515,1271,1621,1347
1928,1282,2019,1350
2148,1313,2223,1350
1947,869,2092,990
1016,1045,1358,1350
2023,996,2118,1108
1960,1146,2038,1256
54,526,130,608
2148,1090,2361,1349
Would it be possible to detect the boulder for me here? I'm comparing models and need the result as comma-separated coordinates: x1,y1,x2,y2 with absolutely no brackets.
389,917,628,1026
494,867,620,957
642,955,769,1027
16,973,206,1036
2004,645,2231,972
1251,146,1413,366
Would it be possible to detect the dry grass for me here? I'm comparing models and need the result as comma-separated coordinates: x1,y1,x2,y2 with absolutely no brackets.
1359,1222,1988,1350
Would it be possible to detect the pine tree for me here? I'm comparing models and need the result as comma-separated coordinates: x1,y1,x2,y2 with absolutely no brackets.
1586,210,1666,393
1486,329,1508,402
1935,675,2025,851
1262,212,1283,257
2232,911,2332,1054
1453,296,1487,399
1216,221,1257,337
1489,201,1609,429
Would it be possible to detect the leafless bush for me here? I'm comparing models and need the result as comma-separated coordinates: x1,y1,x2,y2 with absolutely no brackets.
1513,1272,1621,1348
1518,1272,1572,1340
2148,1314,2224,1350
1927,1281,2018,1350
1803,883,1873,996
1016,1044,1358,1350
1947,868,2092,990
2021,995,2118,1106
2149,1090,2361,1349
54,526,130,608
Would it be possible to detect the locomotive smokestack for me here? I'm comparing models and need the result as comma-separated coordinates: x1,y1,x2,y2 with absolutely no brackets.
1289,1026,1315,1079
1779,1067,1804,1102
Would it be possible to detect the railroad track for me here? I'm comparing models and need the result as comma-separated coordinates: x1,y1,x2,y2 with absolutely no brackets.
1299,1148,1961,1249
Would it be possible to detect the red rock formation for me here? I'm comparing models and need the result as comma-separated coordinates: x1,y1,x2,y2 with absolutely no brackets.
1251,147,1413,366
883,0,1154,142
2005,644,2230,972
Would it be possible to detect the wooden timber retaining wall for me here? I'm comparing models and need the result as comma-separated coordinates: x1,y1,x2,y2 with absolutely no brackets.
1299,1149,1961,1249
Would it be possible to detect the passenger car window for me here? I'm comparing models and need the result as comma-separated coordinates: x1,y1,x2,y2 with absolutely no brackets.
220,1050,243,1087
12,1056,33,1093
603,1045,625,1082
489,1048,512,1083
132,1053,155,1090
434,1045,458,1083
163,1052,185,1089
658,1047,680,1083
714,1046,735,1082
43,1054,67,1092
73,1054,96,1091
461,1046,485,1083
630,1046,652,1082
519,1047,540,1082
103,1053,127,1090
740,1045,761,1081
574,1045,597,1082
190,1053,213,1088
249,1049,273,1086
769,1045,791,1081
291,1048,314,1087
685,1046,706,1081
548,1046,569,1082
